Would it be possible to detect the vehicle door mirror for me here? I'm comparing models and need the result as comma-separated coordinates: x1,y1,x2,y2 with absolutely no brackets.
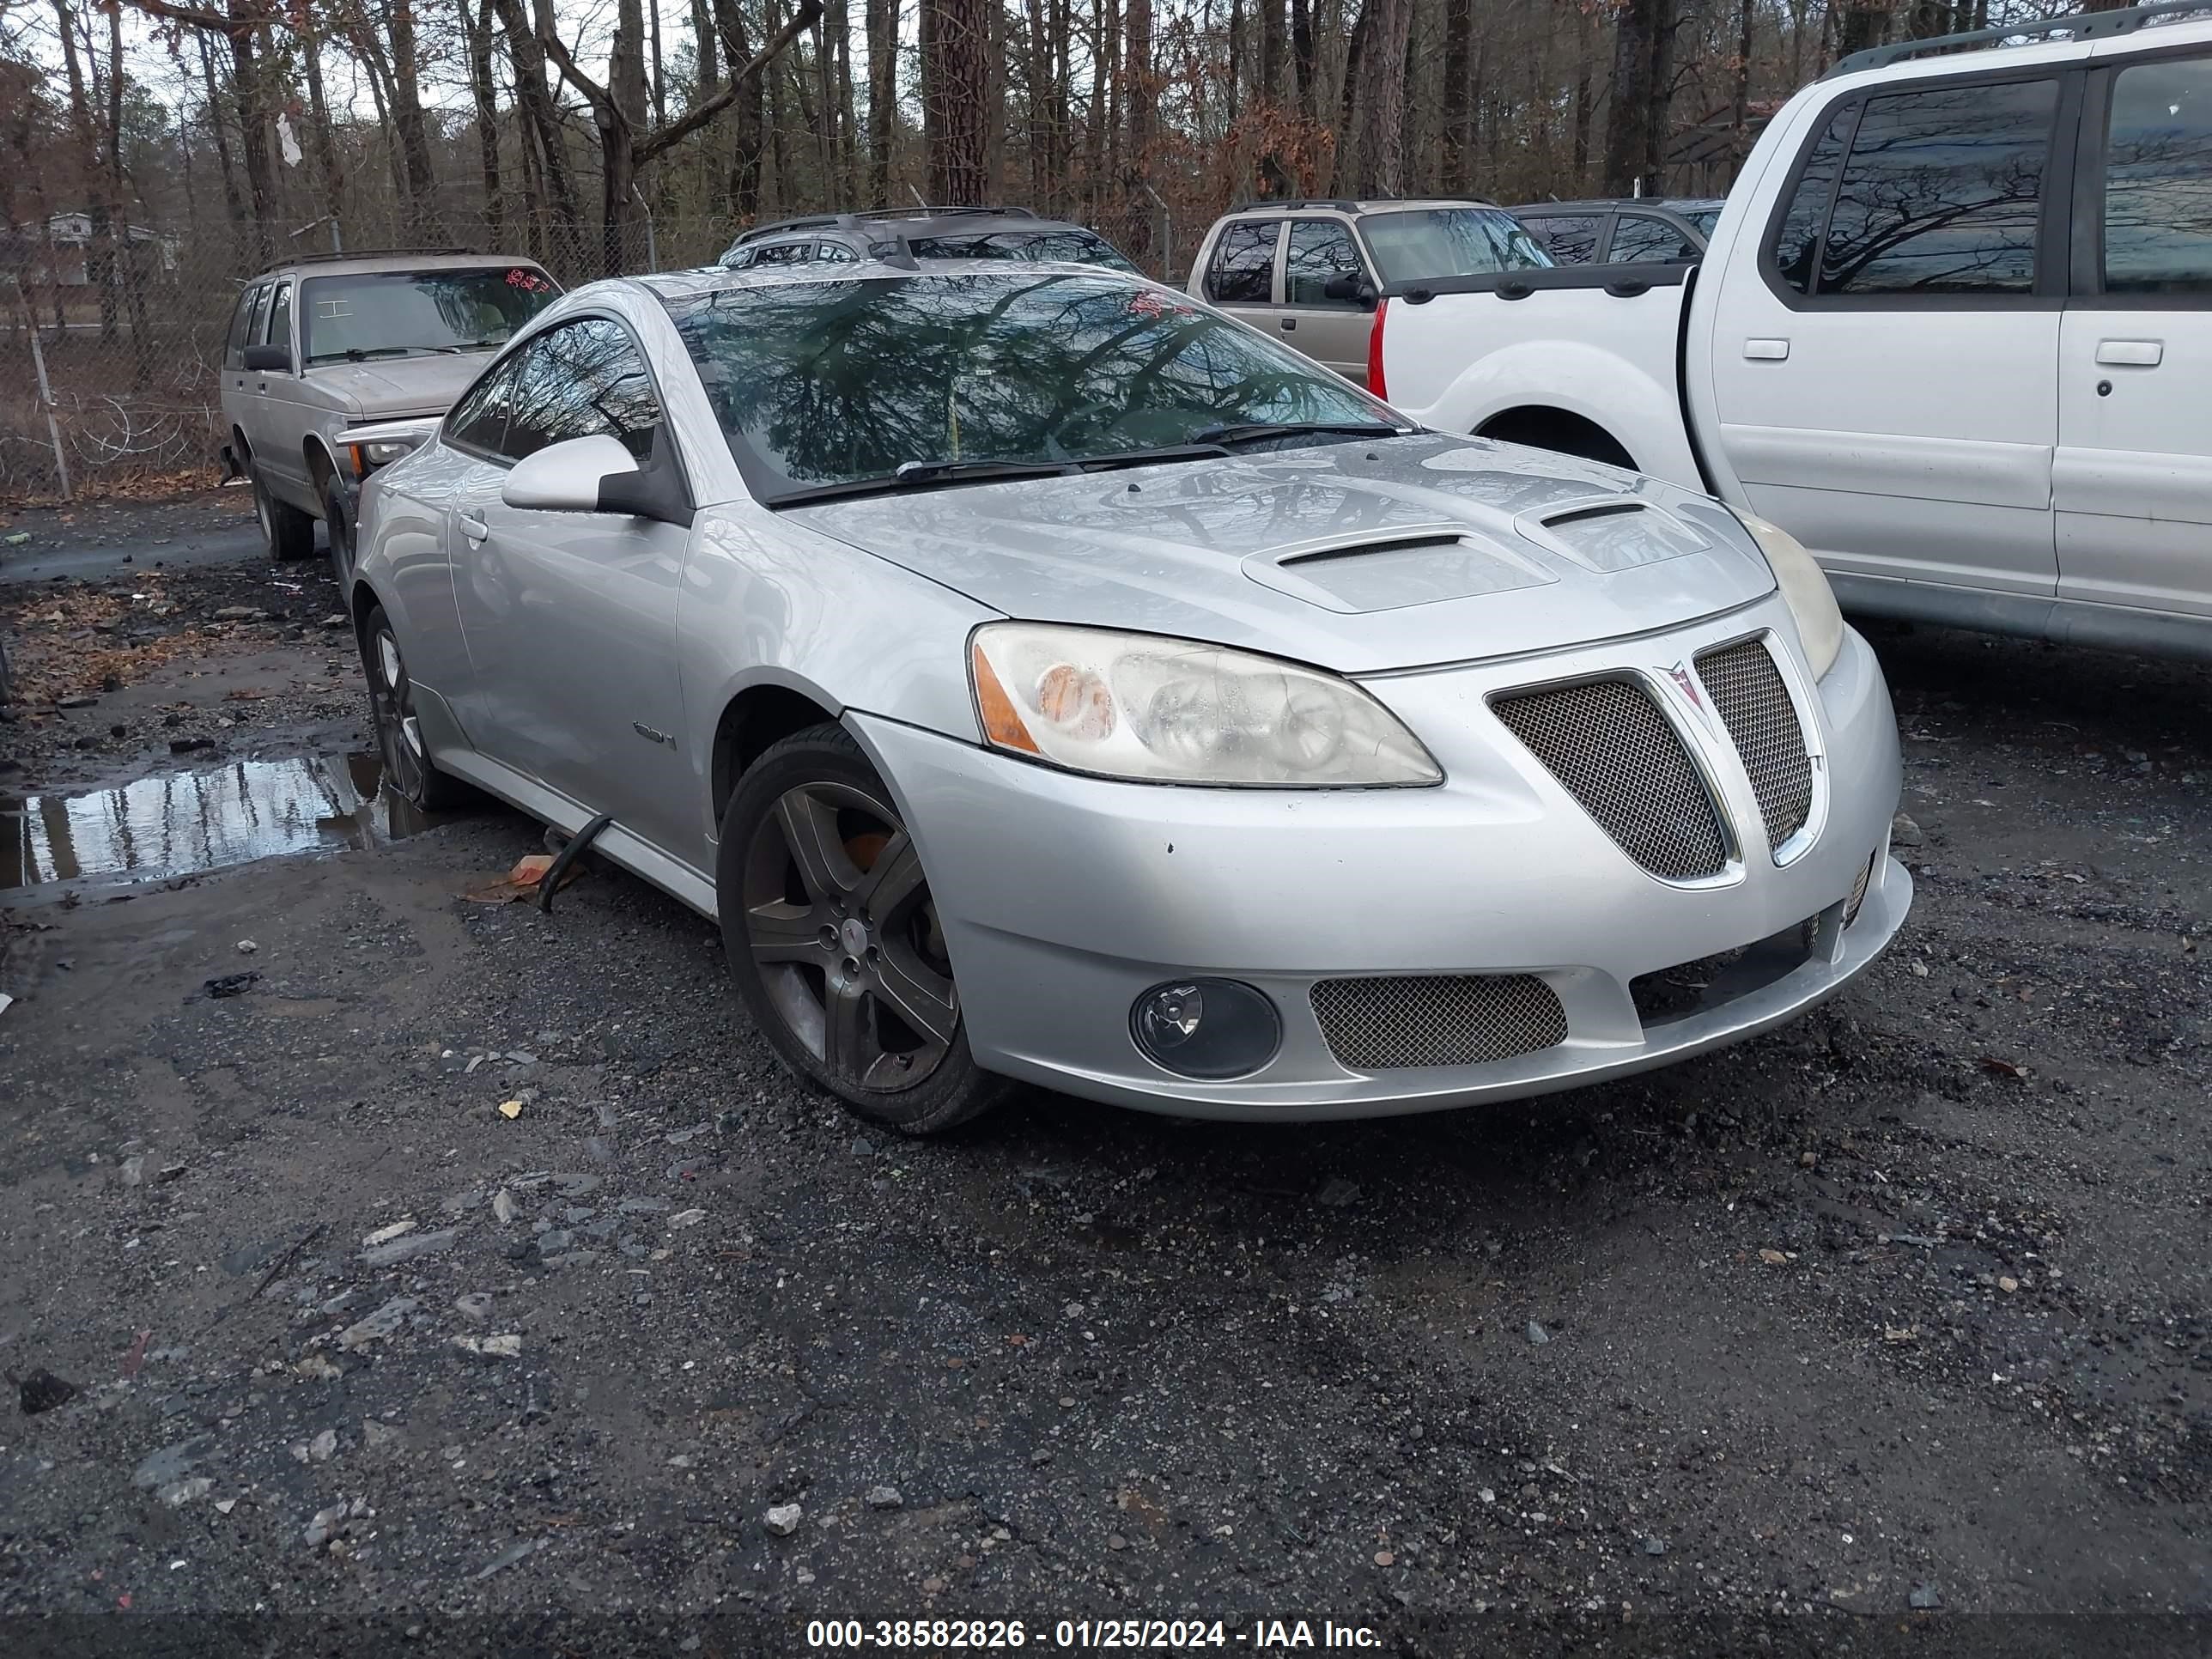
501,431,695,528
242,342,293,373
501,434,642,514
1322,273,1378,310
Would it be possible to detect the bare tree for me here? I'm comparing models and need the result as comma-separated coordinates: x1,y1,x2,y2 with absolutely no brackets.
920,0,990,204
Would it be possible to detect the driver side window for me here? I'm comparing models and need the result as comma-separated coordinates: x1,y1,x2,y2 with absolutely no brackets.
502,318,665,464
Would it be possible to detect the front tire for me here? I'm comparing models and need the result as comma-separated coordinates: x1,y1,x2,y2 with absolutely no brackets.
717,722,1008,1136
323,473,355,590
361,603,471,811
253,467,317,561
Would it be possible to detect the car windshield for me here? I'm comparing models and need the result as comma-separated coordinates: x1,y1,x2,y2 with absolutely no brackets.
1360,208,1553,283
668,271,1398,501
902,229,1141,272
1680,205,1723,237
301,267,560,363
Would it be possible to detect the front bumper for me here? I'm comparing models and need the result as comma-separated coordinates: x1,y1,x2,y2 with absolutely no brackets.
850,601,1910,1120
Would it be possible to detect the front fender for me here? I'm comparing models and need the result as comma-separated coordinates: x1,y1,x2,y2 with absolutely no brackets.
678,505,1002,846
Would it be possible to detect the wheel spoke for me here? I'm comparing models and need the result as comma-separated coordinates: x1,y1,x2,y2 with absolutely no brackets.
851,831,925,920
748,902,829,963
820,978,875,1079
872,937,960,1047
774,788,861,902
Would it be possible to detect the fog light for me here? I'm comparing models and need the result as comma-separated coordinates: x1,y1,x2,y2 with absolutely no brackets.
1130,978,1280,1079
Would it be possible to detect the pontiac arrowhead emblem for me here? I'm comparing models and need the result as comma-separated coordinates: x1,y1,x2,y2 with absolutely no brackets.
1665,661,1704,711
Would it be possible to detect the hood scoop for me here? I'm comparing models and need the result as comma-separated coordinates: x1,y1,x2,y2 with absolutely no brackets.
1516,498,1713,574
1242,523,1554,615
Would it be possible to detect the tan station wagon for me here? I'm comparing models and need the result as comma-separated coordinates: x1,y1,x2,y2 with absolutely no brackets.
218,251,560,573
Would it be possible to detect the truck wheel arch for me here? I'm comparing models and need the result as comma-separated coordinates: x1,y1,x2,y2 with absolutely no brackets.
1477,407,1637,471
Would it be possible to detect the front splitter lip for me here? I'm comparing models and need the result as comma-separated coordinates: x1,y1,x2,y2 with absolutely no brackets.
974,861,1913,1122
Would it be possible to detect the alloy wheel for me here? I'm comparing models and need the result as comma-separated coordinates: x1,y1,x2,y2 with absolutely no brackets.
368,624,428,802
739,781,958,1093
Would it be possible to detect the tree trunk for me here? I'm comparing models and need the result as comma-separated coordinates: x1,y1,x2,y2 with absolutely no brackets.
196,33,247,234
1351,0,1410,196
1024,0,1054,208
921,0,990,204
1641,0,1678,191
1440,0,1470,193
225,2,276,262
866,0,896,204
1610,0,1663,194
299,24,349,223
384,0,443,238
1290,0,1316,119
1335,0,1369,190
717,0,766,217
1837,1,1892,57
501,0,580,248
1571,9,1594,185
1125,0,1153,263
460,0,505,247
605,0,652,272
1257,0,1287,106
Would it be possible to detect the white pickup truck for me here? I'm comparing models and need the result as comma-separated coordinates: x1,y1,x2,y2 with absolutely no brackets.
1374,3,2212,659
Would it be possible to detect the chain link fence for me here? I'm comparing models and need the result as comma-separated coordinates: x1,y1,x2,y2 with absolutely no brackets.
1,197,1187,504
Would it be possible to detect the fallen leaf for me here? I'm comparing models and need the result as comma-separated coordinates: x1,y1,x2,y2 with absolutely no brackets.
1758,1248,1789,1266
1978,1056,2031,1080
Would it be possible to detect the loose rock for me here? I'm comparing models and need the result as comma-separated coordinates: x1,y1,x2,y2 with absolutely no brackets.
764,1503,804,1536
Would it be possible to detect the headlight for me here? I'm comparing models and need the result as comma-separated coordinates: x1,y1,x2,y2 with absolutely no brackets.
1735,510,1842,679
346,435,422,477
969,623,1442,787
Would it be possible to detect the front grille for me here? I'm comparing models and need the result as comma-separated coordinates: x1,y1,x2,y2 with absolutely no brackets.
1311,975,1568,1071
1492,678,1729,881
1695,639,1814,853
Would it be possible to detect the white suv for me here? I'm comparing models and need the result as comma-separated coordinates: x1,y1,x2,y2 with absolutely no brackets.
1370,2,2212,659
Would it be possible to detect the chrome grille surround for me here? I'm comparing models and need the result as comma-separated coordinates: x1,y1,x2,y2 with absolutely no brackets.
1310,975,1569,1071
1694,638,1815,855
1490,678,1730,882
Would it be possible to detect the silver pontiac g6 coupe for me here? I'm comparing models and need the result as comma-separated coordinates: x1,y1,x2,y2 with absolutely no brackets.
351,258,1911,1134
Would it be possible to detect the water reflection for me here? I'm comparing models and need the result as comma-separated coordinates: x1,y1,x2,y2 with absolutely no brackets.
1,751,440,890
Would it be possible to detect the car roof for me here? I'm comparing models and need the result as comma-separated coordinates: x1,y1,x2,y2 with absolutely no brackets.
636,258,1160,307
1219,198,1504,218
245,250,549,282
1511,198,1723,215
736,208,1105,246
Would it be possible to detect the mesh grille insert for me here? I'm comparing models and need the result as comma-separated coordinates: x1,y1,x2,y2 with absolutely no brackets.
1310,975,1568,1071
1695,640,1814,853
1845,849,1876,927
1492,678,1729,881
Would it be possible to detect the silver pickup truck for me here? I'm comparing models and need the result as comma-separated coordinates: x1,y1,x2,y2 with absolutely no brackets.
218,251,560,579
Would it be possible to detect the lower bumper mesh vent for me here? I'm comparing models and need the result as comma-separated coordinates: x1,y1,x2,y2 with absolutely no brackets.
1310,974,1568,1071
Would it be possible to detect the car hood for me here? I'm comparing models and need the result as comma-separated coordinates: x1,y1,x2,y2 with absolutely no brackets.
782,433,1776,675
307,354,496,421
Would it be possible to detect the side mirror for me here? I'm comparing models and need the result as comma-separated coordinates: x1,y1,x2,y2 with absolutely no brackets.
242,342,293,373
501,434,642,514
1322,273,1379,310
501,431,695,527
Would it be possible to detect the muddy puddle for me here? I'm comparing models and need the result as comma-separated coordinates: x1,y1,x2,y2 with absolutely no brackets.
1,751,442,890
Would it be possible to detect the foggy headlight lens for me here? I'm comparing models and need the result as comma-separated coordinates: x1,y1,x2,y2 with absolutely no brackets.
1735,511,1843,679
347,436,421,477
969,623,1441,787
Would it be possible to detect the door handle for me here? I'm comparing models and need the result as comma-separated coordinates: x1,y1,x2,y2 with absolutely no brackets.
2095,339,2162,367
459,514,489,542
1280,318,1297,331
1743,338,1790,361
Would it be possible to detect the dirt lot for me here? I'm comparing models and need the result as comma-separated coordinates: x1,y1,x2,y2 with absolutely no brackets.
2,495,2207,1656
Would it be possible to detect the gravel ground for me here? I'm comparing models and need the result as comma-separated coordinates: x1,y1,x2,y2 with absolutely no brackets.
1,499,2207,1656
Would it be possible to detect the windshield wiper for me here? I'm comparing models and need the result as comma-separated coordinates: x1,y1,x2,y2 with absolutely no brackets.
1189,420,1407,447
771,443,1235,507
893,458,1077,485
